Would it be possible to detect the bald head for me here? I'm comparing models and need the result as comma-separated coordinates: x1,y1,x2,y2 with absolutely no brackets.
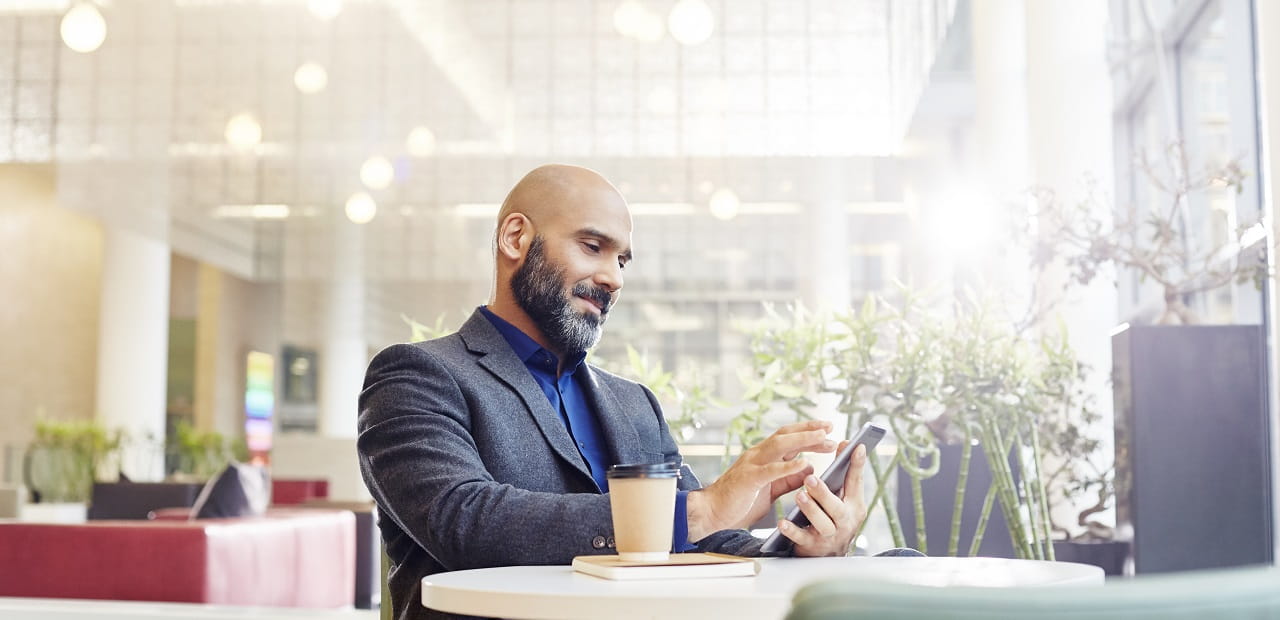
496,164,626,236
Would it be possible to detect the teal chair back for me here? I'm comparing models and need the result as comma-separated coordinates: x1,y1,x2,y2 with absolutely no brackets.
787,565,1280,620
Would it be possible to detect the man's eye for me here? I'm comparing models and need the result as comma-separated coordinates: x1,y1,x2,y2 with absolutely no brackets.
582,242,600,253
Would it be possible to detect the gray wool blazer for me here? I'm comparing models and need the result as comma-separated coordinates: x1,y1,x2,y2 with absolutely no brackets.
357,309,762,620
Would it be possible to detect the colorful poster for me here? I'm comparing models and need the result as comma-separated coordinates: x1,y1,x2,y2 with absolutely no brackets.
244,351,274,464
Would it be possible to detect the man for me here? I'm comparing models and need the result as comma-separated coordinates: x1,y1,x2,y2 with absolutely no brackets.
358,164,868,620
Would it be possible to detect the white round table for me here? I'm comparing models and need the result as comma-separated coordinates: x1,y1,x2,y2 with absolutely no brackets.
421,556,1105,619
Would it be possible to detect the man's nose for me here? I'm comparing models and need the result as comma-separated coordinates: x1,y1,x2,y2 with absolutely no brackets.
595,261,624,293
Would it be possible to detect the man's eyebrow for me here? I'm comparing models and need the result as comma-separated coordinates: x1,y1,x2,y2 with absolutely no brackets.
578,227,633,262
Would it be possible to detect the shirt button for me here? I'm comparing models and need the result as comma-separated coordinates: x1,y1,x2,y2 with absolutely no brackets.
606,537,616,549
592,535,607,549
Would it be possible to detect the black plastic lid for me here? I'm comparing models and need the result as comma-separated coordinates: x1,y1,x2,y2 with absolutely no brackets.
606,462,681,479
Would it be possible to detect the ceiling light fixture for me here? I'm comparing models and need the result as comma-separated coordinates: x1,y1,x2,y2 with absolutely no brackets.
634,14,665,42
708,187,740,221
345,192,376,224
359,155,394,190
612,1,645,38
668,0,714,46
293,62,328,94
60,2,106,54
224,112,262,150
406,126,437,157
613,0,664,42
307,0,342,20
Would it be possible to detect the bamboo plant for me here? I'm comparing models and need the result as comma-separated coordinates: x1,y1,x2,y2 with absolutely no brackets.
730,290,1090,559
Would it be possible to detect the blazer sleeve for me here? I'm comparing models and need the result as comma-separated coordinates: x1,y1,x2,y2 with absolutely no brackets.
357,343,617,571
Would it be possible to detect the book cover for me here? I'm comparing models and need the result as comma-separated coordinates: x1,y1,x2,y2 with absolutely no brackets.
571,552,760,581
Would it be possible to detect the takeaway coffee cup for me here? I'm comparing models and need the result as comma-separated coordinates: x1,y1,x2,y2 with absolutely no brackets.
606,462,680,562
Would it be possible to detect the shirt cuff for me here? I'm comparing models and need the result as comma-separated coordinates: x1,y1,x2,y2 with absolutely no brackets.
672,490,696,552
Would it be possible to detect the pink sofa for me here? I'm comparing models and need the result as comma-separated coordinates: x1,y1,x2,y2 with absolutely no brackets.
271,478,330,505
0,508,355,608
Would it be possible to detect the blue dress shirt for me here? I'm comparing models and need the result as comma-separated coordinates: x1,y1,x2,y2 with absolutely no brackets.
479,307,694,551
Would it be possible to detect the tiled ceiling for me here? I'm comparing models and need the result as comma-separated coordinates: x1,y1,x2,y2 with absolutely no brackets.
1,0,956,281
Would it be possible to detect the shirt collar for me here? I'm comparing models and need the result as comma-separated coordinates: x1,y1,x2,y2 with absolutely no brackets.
478,306,588,374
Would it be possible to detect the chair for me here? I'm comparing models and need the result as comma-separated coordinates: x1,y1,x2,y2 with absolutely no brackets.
787,564,1280,620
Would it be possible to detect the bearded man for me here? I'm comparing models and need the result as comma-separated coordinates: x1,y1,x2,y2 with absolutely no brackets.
358,165,870,620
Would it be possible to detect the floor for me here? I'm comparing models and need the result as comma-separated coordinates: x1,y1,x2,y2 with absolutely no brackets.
0,598,381,619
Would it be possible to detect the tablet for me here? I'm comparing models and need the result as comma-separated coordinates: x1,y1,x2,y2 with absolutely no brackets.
758,422,887,554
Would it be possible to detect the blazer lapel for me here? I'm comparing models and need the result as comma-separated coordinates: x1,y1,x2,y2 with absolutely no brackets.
457,311,594,483
579,365,646,466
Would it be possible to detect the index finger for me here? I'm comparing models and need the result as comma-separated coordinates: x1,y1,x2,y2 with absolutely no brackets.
754,428,835,462
773,420,833,436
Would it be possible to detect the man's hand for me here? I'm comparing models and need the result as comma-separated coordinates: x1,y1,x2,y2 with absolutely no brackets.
778,441,869,557
686,420,836,542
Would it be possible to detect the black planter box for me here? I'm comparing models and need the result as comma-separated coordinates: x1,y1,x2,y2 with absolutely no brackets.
1113,324,1273,573
1053,540,1129,575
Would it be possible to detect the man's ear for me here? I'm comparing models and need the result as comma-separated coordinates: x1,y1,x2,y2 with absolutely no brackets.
496,213,532,261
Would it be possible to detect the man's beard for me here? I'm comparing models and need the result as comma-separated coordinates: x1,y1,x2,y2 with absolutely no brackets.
510,236,612,354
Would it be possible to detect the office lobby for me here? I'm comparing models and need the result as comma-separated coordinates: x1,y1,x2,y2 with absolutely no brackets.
2,0,1279,618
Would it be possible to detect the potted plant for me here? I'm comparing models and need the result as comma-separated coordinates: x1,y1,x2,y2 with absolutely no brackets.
166,419,248,480
1025,356,1125,574
23,418,122,507
1032,148,1272,573
728,290,1097,560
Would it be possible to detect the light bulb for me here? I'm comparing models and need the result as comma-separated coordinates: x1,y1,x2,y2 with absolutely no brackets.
293,62,328,94
60,2,106,54
345,192,376,224
224,113,262,150
709,187,740,221
307,0,342,20
612,1,646,38
406,126,437,157
668,0,714,46
634,11,665,42
359,155,394,190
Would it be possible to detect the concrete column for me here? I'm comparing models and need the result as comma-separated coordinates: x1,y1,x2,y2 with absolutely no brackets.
800,158,851,313
95,225,170,481
1025,0,1118,536
1251,0,1280,566
969,0,1028,289
972,0,1028,196
319,211,366,439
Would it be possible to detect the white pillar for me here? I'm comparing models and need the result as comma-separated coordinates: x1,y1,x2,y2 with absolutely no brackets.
319,211,366,439
1252,0,1280,566
96,225,170,480
970,0,1029,290
972,0,1028,195
1025,0,1118,536
801,158,851,314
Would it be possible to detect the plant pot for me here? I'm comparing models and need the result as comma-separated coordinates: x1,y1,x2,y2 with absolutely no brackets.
1113,324,1273,573
896,442,1019,558
19,501,87,523
1052,539,1129,576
